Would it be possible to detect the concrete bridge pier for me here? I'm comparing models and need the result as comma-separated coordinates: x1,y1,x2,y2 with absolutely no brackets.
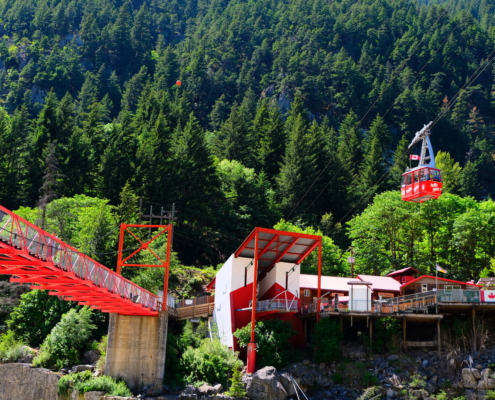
105,312,168,391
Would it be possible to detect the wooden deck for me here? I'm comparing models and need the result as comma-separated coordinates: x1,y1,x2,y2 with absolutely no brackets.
175,302,215,320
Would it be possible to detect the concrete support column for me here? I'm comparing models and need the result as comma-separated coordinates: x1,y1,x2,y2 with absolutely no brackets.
105,312,168,391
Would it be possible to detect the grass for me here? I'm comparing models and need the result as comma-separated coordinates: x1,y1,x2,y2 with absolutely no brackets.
58,370,132,399
0,330,31,362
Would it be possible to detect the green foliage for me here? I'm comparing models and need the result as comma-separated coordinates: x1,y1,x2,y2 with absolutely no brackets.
58,370,131,398
312,318,343,363
332,371,344,385
7,289,76,347
274,220,346,276
435,390,449,400
485,391,495,400
363,371,379,387
347,191,495,280
0,330,29,362
95,335,107,372
225,362,246,397
373,317,400,353
234,319,298,369
33,307,95,370
181,339,241,387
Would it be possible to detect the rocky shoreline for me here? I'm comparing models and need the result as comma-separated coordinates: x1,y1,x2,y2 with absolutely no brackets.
2,346,495,399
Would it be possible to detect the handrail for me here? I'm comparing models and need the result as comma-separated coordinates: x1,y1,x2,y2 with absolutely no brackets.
0,206,161,312
248,298,299,312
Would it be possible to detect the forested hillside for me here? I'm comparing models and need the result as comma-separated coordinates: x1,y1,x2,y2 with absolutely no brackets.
0,0,494,271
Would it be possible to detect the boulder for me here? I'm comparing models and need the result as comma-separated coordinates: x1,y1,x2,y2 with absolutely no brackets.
198,384,216,396
84,391,106,400
463,368,481,389
71,365,95,373
146,384,166,396
387,355,399,362
83,350,101,365
279,372,297,397
213,383,223,394
245,366,288,400
465,389,478,400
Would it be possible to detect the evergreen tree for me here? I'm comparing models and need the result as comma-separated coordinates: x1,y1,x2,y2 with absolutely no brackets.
252,99,286,178
213,102,254,167
96,112,137,204
276,114,317,218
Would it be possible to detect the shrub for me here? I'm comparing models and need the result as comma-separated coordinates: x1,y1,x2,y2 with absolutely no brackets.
181,338,241,387
234,319,297,368
0,330,29,362
435,390,449,400
225,362,246,397
95,335,107,372
58,371,131,399
332,371,344,384
7,290,76,347
486,390,495,400
312,318,342,362
33,307,95,370
363,371,379,387
373,317,400,353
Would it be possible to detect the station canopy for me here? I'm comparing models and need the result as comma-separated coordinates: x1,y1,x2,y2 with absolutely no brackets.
234,227,321,278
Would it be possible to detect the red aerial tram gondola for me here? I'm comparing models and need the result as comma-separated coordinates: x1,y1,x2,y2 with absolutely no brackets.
401,121,442,202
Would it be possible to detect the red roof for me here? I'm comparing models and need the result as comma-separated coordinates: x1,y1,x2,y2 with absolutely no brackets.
386,267,419,277
400,275,482,288
235,227,321,278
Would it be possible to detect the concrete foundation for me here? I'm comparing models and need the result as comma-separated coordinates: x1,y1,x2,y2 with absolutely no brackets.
105,312,168,391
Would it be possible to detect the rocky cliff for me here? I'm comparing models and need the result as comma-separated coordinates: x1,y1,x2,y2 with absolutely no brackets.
0,363,60,400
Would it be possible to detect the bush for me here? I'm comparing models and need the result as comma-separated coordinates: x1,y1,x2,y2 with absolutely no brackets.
225,362,246,397
181,338,241,387
95,335,107,372
7,290,76,347
373,317,400,353
363,371,379,387
486,390,495,400
435,390,449,400
312,318,342,362
58,371,132,399
234,319,297,369
33,307,95,370
0,330,29,362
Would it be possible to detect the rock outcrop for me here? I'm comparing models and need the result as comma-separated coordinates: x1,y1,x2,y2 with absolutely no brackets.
244,366,287,400
0,363,60,400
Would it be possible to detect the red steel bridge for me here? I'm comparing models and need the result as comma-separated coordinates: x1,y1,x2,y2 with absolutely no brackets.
0,205,172,316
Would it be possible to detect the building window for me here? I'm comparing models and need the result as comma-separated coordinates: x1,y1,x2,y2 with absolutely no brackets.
421,284,428,292
304,289,310,297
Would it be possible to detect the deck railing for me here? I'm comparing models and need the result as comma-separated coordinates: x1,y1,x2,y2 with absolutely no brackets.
175,295,214,309
249,298,299,312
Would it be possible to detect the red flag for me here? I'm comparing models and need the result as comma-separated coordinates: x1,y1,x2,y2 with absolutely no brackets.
409,154,420,160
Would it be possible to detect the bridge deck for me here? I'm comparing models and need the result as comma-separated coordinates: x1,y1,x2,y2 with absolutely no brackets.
0,205,163,316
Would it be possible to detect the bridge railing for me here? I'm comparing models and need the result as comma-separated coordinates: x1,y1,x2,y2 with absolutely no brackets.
0,206,161,312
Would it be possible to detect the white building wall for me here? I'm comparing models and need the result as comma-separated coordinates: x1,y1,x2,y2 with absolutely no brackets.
258,262,300,299
213,255,252,348
349,286,372,311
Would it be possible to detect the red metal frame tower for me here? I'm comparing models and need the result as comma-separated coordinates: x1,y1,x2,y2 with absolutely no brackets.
116,224,173,310
235,227,322,373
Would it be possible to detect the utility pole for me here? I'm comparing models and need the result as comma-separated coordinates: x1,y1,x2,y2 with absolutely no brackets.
347,247,355,278
139,200,178,247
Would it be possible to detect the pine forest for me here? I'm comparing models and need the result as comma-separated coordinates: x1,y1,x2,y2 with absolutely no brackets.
0,0,495,283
